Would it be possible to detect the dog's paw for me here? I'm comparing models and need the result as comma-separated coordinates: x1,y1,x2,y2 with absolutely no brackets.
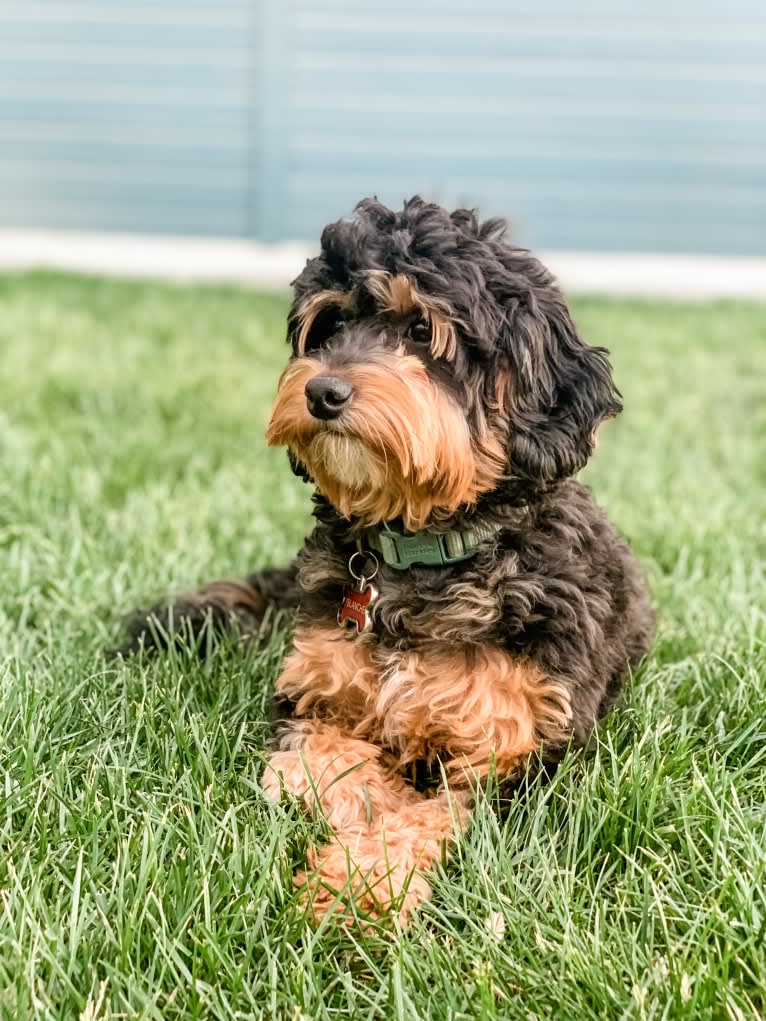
259,752,375,830
259,752,307,809
261,739,423,830
294,828,432,927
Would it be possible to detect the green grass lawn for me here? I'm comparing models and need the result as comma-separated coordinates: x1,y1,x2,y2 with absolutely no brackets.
1,272,764,1021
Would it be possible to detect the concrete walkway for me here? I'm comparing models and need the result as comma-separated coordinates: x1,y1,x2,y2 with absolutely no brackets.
0,229,764,301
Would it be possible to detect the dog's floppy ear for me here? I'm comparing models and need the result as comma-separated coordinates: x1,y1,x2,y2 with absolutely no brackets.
502,290,622,484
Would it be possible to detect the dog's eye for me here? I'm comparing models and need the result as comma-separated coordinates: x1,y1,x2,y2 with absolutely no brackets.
409,319,432,345
303,308,345,353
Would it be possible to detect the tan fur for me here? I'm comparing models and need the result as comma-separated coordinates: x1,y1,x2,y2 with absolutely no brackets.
262,720,419,830
276,627,572,779
293,272,458,361
266,355,505,530
378,648,572,782
295,795,469,925
493,363,513,418
275,628,380,731
267,626,572,923
294,290,356,355
364,271,458,360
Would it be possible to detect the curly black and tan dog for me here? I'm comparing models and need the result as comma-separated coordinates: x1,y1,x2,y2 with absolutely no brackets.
126,196,653,924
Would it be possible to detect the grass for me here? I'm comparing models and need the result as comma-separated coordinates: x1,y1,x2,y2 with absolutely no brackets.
0,271,764,1021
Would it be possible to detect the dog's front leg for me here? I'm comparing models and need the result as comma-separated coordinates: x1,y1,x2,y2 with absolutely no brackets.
295,793,470,926
288,647,573,926
262,626,421,830
262,719,421,830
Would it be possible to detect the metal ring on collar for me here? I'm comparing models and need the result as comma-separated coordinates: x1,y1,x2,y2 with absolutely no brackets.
348,550,379,584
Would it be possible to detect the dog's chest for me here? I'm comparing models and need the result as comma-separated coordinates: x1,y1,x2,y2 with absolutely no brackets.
277,624,547,770
277,625,454,759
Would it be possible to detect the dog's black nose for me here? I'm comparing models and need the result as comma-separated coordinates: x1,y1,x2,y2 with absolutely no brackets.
305,375,353,420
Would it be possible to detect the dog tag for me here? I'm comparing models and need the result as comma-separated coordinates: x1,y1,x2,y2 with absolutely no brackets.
338,549,380,634
337,579,378,633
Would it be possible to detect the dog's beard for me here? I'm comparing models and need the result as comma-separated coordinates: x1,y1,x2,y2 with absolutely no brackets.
266,355,505,529
309,432,382,490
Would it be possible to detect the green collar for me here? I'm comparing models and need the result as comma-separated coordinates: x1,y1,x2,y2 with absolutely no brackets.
364,521,502,570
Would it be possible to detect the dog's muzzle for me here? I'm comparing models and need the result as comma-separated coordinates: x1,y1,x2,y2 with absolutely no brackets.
305,375,353,421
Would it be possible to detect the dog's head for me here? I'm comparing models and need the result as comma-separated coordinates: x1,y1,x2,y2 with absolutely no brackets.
266,197,621,530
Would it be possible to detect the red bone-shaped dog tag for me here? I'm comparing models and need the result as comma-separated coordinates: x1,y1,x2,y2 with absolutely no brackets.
337,550,379,634
337,580,378,633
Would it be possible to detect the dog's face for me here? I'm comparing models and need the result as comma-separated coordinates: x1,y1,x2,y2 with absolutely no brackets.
267,197,621,529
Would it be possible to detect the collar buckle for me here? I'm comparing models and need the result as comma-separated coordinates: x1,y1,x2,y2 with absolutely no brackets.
367,524,492,570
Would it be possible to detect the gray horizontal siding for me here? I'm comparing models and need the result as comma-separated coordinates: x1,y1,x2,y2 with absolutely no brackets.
0,0,256,237
278,1,766,253
0,0,764,253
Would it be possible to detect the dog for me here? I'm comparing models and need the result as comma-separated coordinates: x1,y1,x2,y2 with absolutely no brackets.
125,196,654,925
